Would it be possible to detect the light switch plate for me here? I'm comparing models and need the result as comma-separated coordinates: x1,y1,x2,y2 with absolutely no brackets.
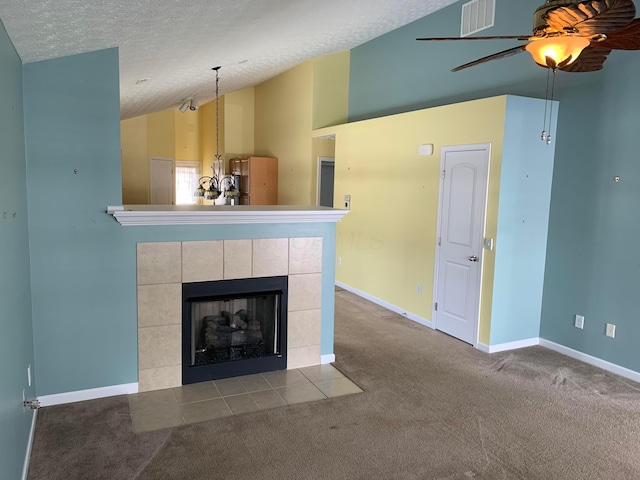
574,314,584,329
606,323,616,338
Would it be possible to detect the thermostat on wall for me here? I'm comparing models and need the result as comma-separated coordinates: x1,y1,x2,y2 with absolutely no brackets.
418,144,434,156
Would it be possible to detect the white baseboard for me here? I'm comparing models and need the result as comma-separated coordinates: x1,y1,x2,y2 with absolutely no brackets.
22,409,37,480
321,354,336,364
38,382,138,407
476,337,640,383
539,339,640,384
477,337,540,354
336,281,434,329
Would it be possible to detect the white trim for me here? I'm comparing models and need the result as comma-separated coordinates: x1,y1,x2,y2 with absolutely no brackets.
539,339,640,384
22,409,37,480
38,382,138,407
321,354,336,364
107,205,349,226
477,338,540,354
336,281,434,329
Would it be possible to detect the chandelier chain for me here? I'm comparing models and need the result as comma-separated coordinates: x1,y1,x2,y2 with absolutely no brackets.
214,67,221,163
547,69,556,145
542,68,550,141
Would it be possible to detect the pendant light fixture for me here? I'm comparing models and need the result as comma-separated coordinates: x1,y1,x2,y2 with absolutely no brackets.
194,66,239,201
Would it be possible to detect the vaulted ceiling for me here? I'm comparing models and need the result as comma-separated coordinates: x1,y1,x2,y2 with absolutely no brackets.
0,0,458,119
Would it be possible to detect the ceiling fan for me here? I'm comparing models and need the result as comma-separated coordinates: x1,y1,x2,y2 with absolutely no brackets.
417,0,640,72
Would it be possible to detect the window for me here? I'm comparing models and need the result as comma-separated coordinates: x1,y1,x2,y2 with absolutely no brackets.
175,162,201,205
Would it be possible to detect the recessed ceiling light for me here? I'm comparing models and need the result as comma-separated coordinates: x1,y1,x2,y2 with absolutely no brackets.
136,78,150,85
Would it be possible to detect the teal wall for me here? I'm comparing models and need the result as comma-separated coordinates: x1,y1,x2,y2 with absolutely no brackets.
489,96,556,345
22,48,336,397
0,19,36,480
23,49,133,397
349,0,640,371
349,0,550,122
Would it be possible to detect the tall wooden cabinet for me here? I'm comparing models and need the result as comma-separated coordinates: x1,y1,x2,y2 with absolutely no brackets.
229,156,278,205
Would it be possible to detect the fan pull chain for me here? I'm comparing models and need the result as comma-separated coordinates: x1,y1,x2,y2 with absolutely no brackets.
546,69,557,145
541,68,551,142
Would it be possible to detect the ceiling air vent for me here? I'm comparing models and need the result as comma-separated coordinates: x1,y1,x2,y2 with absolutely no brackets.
461,0,495,37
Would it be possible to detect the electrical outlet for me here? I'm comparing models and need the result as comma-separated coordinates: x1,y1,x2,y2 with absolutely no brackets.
27,365,31,387
574,314,584,329
344,195,351,209
606,323,616,338
337,257,342,266
417,283,422,295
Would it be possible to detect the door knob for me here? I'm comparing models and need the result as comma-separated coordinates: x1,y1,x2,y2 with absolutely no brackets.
468,255,479,262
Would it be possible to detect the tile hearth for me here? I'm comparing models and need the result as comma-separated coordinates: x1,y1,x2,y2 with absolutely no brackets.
128,364,362,433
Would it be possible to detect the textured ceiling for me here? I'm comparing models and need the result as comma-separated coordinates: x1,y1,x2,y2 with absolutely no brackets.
0,0,459,119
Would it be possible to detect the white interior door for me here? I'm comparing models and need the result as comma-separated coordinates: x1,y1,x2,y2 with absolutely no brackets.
150,157,174,205
434,144,490,345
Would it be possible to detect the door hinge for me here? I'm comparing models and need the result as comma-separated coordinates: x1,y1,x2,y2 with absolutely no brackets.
441,170,446,179
434,302,438,311
438,237,441,246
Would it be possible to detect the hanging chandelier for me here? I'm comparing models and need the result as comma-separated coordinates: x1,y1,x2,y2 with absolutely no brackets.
194,66,240,201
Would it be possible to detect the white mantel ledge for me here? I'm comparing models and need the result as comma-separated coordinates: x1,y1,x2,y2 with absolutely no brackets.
107,205,349,226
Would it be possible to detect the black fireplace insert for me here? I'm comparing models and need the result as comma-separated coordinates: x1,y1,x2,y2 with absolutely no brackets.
182,276,288,384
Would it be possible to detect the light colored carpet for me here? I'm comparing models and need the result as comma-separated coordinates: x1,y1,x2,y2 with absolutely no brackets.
28,290,640,479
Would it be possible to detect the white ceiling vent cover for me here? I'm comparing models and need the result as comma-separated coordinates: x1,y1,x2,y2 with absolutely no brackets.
461,0,495,37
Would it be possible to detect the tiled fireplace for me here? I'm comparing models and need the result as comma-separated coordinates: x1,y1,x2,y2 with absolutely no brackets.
136,237,323,393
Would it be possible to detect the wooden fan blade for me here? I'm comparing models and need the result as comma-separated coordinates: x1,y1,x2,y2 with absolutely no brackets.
545,0,636,35
452,45,528,72
598,18,640,49
559,45,612,71
417,35,532,41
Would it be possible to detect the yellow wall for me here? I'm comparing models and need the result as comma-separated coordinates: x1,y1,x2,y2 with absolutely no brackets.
121,115,149,204
122,51,349,206
121,100,227,204
313,51,350,130
225,87,255,160
146,110,175,159
174,109,200,162
254,52,349,205
313,96,507,344
255,61,314,205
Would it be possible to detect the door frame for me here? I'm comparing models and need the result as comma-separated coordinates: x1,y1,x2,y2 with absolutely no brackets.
149,157,175,205
316,156,335,206
432,143,491,348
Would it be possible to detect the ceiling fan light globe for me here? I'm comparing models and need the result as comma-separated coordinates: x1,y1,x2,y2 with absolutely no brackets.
525,36,590,68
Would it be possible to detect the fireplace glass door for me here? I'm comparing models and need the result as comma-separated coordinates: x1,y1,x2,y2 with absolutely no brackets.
191,294,278,366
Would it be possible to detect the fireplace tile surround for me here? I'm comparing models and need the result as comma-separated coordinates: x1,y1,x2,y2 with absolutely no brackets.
137,237,323,393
